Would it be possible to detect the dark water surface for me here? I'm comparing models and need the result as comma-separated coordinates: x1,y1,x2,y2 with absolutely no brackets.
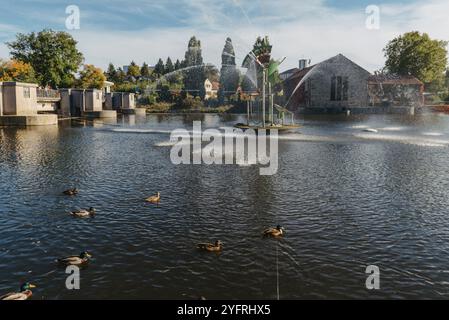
1,113,449,299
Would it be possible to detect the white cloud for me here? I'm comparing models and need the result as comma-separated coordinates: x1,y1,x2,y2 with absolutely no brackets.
2,0,449,74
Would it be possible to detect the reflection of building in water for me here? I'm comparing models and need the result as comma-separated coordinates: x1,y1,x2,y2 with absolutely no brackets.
0,125,59,169
121,115,136,126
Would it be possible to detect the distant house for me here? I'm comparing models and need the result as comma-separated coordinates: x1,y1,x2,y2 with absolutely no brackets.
283,54,371,112
367,74,424,107
204,79,219,100
103,81,114,94
279,59,311,81
280,68,298,81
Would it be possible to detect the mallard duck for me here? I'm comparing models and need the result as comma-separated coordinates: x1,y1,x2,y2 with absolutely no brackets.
58,251,92,266
0,282,36,300
197,240,223,252
70,207,95,218
63,188,78,196
145,192,161,204
263,225,285,237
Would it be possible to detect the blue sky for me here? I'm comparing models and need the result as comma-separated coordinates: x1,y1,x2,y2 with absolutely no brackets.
0,0,448,72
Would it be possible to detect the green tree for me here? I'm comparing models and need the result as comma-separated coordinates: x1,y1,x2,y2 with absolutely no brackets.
384,31,448,90
127,61,140,78
157,82,172,102
165,57,174,74
141,62,151,78
0,59,36,83
174,59,181,70
115,67,126,84
183,36,205,97
77,64,106,89
106,63,116,82
154,58,165,77
7,29,84,88
219,38,240,102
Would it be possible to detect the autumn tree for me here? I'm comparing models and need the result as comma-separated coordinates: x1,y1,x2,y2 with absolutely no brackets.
0,59,36,83
127,61,141,78
77,64,106,89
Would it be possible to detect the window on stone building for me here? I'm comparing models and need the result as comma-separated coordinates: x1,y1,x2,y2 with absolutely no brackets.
330,76,348,101
23,87,30,99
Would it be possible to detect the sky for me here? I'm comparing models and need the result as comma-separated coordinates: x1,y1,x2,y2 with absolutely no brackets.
0,0,448,73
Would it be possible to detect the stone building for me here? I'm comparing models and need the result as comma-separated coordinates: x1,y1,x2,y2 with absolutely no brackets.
1,82,38,115
283,54,371,113
367,74,424,107
283,54,425,114
0,82,58,125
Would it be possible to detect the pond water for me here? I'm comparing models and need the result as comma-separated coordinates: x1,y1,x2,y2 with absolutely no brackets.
1,112,449,299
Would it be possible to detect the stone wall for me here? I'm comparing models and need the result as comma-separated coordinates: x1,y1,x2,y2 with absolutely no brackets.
306,54,370,109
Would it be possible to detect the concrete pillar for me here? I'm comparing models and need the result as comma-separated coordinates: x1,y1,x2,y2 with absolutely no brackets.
104,93,113,110
59,89,72,117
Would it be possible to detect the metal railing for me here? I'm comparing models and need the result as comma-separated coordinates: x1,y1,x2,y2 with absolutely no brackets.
37,88,60,99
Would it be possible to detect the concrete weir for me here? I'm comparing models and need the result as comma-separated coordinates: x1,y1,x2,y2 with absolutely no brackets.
83,110,117,118
0,114,58,126
119,108,146,116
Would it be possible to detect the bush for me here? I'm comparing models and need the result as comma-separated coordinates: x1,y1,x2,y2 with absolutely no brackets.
173,95,204,110
144,102,174,113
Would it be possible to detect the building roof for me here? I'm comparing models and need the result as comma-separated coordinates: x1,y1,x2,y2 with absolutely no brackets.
367,74,423,85
284,54,371,84
284,65,316,83
280,68,299,76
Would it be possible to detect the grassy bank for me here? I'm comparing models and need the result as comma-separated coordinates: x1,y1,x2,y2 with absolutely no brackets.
140,102,234,114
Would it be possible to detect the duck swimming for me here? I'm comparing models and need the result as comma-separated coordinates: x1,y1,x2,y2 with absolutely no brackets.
263,225,285,237
58,251,92,266
70,207,95,218
145,192,161,204
197,240,223,252
63,188,78,196
0,282,36,300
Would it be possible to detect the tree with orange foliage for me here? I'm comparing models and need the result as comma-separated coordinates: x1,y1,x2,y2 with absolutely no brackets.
0,59,36,83
77,64,106,89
